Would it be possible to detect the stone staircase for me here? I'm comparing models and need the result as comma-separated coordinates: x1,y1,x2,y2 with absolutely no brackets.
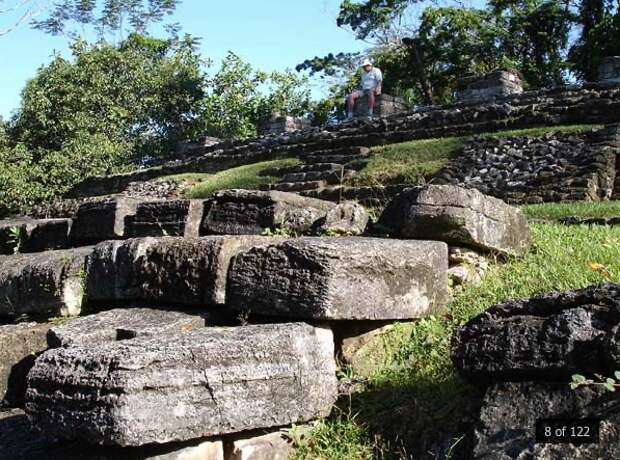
0,186,531,459
259,146,371,193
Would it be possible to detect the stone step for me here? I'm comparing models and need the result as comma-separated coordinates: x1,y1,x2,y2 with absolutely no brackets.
86,236,279,308
259,162,345,177
260,181,326,192
302,154,368,165
281,169,355,184
303,146,371,157
0,218,71,255
202,189,335,235
25,323,338,446
227,237,449,320
0,247,93,321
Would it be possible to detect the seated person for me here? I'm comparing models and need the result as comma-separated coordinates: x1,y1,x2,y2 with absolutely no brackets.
345,58,383,119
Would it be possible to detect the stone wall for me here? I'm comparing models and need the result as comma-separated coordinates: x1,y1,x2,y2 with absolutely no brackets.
259,113,312,135
434,124,620,204
66,83,620,199
352,93,409,117
599,56,620,83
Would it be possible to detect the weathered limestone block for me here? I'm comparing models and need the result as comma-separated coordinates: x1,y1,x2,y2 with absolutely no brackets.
599,56,620,83
0,218,71,254
70,197,141,245
474,382,620,459
0,408,225,460
452,283,620,382
456,70,523,101
125,200,204,238
0,323,49,407
227,237,449,320
86,236,279,308
352,93,408,117
201,189,336,235
48,308,205,348
0,247,92,321
225,430,300,460
379,185,531,256
25,323,338,446
311,201,369,235
259,113,311,136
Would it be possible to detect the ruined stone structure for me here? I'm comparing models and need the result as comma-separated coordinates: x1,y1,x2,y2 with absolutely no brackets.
352,93,409,118
0,184,532,458
456,70,524,101
259,112,312,135
599,56,620,83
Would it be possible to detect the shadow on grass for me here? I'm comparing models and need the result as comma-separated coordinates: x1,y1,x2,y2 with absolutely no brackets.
336,374,484,460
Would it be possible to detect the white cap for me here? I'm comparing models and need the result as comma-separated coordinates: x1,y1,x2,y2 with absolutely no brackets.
361,58,373,67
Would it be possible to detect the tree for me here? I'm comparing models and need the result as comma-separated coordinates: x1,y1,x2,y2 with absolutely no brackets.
31,0,181,40
203,52,312,139
1,33,205,212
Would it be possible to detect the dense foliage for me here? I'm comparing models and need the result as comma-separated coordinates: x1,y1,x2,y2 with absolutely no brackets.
0,34,313,213
300,0,620,105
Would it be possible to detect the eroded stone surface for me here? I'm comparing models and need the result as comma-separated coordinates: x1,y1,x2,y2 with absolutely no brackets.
452,283,620,382
227,237,449,320
125,200,205,238
225,429,302,460
0,409,225,460
47,308,205,348
0,247,92,321
69,197,141,245
379,184,530,256
0,323,49,407
201,189,335,235
311,201,369,235
86,236,279,308
26,323,337,446
474,382,620,460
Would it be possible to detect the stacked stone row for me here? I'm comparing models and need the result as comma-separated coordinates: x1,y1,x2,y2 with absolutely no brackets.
0,185,530,459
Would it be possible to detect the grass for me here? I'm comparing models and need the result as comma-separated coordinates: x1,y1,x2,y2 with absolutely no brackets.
522,201,620,221
182,158,300,199
292,221,620,459
348,124,600,187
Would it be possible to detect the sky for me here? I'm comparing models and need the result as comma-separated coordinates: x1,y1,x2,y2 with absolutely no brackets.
0,0,368,119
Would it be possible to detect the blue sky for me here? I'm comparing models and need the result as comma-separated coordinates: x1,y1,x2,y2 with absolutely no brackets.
0,0,367,118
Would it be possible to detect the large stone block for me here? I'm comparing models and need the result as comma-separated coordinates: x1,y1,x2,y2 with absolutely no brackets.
0,408,225,460
456,70,523,102
201,189,335,235
125,200,204,238
352,93,408,117
86,236,279,308
379,185,530,256
0,323,50,407
48,308,205,348
25,323,338,446
474,382,620,459
225,430,300,460
70,197,141,245
599,56,620,83
452,283,620,382
0,247,92,321
311,201,369,236
0,218,71,254
259,113,311,136
227,237,449,320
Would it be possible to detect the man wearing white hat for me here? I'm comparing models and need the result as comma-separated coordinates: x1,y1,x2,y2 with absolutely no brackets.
346,58,383,119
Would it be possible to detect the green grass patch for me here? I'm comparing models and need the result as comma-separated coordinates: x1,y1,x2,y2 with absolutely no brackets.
294,222,620,459
183,158,300,199
522,201,620,221
348,124,600,188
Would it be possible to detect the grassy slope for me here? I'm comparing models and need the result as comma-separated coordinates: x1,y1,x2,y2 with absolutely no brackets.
293,220,620,459
182,158,300,199
522,201,620,220
348,124,600,187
